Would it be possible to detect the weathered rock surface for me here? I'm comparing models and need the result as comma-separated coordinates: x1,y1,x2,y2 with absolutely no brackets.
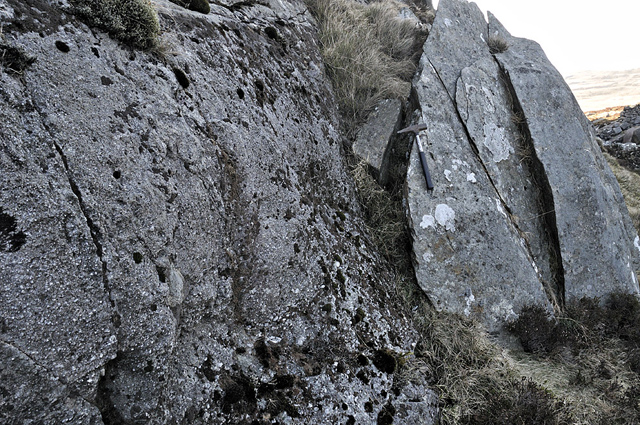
490,13,640,302
353,98,403,185
0,0,437,423
405,0,640,330
406,0,551,332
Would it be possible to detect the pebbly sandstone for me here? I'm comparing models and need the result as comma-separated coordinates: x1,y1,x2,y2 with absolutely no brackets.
0,0,437,423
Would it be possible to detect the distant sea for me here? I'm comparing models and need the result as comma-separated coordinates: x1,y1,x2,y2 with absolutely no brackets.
565,68,640,112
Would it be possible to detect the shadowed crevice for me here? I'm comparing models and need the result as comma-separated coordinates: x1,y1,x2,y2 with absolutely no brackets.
492,60,566,310
52,141,122,326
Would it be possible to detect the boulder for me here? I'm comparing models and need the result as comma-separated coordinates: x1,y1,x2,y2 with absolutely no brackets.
490,12,640,302
353,98,403,184
405,0,640,331
623,126,640,144
406,0,551,332
0,0,436,423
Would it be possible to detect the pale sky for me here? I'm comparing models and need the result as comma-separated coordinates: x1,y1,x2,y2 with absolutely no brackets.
432,0,640,77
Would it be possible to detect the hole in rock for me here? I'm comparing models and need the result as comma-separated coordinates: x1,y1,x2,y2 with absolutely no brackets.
55,40,69,53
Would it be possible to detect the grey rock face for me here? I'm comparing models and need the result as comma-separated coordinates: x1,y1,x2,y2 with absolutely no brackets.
0,0,435,423
353,98,403,185
423,0,488,99
406,0,639,330
407,53,550,332
456,56,561,303
490,13,640,302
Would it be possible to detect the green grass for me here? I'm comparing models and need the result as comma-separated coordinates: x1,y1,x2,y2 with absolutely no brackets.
70,0,160,50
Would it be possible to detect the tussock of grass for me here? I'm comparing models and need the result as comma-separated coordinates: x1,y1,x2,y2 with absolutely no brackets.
487,35,509,54
605,153,640,231
399,305,571,425
70,0,160,50
307,0,428,138
350,160,409,267
507,294,640,424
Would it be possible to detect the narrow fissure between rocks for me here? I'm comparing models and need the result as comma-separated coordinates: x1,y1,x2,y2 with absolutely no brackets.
95,355,127,425
426,58,533,252
492,60,566,310
52,141,122,326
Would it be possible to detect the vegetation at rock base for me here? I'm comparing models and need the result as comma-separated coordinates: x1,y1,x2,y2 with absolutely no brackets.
306,0,431,138
508,294,640,424
0,43,36,74
605,153,640,231
69,0,160,50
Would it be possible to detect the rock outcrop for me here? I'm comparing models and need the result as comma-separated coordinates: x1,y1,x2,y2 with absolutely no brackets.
353,98,403,185
405,0,640,331
597,104,640,171
0,0,437,423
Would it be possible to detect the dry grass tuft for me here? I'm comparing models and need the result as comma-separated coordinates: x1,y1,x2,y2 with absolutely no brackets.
488,35,509,54
398,304,572,425
506,294,640,424
605,153,640,231
307,0,428,138
350,160,410,268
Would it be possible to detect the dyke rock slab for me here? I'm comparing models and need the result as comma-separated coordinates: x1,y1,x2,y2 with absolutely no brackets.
406,0,640,332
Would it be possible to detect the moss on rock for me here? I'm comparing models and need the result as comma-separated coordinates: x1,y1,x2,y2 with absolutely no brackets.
70,0,160,50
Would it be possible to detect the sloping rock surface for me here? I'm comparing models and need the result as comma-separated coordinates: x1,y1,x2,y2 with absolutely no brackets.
406,0,640,330
489,13,640,302
0,0,437,423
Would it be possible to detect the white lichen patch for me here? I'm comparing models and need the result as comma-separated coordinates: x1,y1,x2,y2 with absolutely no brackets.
466,172,477,183
463,289,475,316
435,204,456,232
491,300,517,322
420,214,436,229
451,158,469,171
444,169,452,181
495,198,507,218
422,251,434,262
635,235,640,253
444,18,452,27
483,122,513,162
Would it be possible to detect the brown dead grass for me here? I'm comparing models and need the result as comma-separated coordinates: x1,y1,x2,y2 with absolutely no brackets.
605,153,640,231
306,0,429,138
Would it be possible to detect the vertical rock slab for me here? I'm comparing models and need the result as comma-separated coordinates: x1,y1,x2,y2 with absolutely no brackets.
455,57,562,303
353,98,403,185
490,13,640,301
407,56,550,332
423,0,489,99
